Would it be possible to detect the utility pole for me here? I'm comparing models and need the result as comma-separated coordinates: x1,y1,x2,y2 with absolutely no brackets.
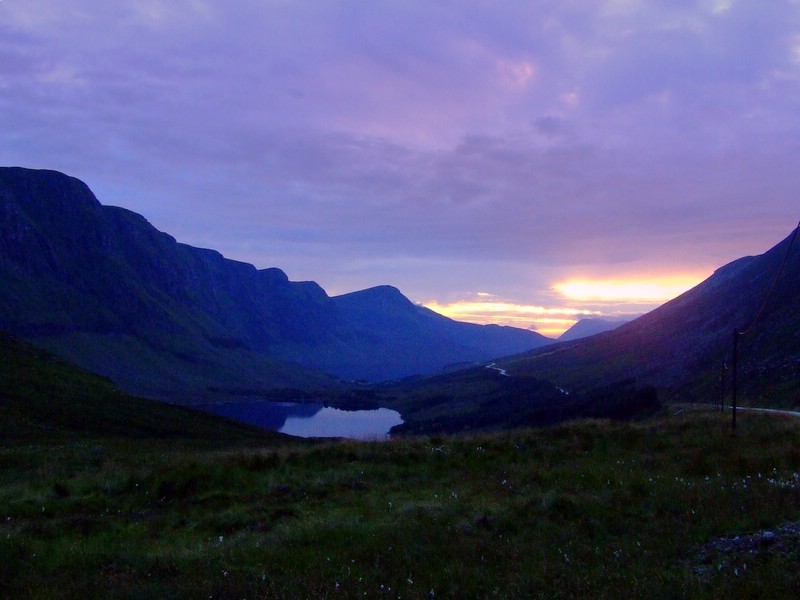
731,328,739,431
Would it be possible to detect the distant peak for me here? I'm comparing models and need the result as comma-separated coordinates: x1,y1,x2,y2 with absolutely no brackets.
336,285,405,300
558,317,631,341
363,285,404,297
332,285,416,312
0,166,101,211
258,267,290,283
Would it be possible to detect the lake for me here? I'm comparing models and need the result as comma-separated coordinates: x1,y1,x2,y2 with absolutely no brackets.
191,399,403,440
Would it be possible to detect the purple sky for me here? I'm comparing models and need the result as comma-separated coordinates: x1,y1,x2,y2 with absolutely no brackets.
2,1,799,335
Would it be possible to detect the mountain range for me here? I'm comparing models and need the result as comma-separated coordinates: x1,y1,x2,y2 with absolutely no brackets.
2,165,798,433
0,167,549,400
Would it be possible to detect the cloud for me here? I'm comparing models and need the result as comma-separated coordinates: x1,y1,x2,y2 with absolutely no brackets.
533,116,570,139
553,277,702,303
424,294,604,337
1,0,799,318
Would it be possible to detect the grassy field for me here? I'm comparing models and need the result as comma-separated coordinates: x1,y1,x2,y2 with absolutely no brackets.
3,407,800,599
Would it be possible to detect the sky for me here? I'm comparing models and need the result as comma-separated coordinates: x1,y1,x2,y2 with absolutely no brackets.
2,0,799,337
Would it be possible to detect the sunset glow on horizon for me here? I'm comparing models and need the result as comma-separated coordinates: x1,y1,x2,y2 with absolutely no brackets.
425,273,708,337
424,298,602,338
553,275,707,303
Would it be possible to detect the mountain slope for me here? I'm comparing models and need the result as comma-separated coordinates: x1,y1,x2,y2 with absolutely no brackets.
0,331,277,444
0,167,549,397
501,228,800,405
0,167,340,397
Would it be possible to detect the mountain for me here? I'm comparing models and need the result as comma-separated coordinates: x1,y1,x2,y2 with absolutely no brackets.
501,228,800,406
558,318,632,341
330,285,548,381
0,167,550,398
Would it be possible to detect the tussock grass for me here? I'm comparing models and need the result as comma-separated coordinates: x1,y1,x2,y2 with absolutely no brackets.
2,408,800,598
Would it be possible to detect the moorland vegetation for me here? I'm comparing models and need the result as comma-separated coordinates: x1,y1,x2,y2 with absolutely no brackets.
3,333,800,598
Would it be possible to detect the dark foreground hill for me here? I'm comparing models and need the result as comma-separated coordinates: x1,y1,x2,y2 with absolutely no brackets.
0,167,549,399
0,330,276,444
501,227,800,406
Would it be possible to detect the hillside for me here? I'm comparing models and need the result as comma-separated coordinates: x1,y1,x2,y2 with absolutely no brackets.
501,227,800,405
3,301,798,598
0,167,549,398
4,402,800,598
0,331,277,444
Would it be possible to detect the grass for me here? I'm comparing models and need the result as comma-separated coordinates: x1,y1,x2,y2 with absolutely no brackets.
3,332,800,597
3,408,800,599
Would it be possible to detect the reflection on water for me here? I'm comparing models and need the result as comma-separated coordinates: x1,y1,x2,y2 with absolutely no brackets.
191,400,403,440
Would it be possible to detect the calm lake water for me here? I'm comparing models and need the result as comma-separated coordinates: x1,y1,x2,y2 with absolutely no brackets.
192,400,403,440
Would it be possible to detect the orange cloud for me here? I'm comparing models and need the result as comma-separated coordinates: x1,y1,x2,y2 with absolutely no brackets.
423,273,707,338
553,276,703,302
423,298,601,338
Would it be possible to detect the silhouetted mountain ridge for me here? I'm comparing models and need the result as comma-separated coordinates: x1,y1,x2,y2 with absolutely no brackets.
0,167,550,398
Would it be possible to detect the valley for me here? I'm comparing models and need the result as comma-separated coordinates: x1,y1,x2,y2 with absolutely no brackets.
2,167,800,597
5,2,800,596
4,168,799,436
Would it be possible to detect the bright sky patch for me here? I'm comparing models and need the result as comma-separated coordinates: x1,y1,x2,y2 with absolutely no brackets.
424,299,602,338
553,277,704,303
